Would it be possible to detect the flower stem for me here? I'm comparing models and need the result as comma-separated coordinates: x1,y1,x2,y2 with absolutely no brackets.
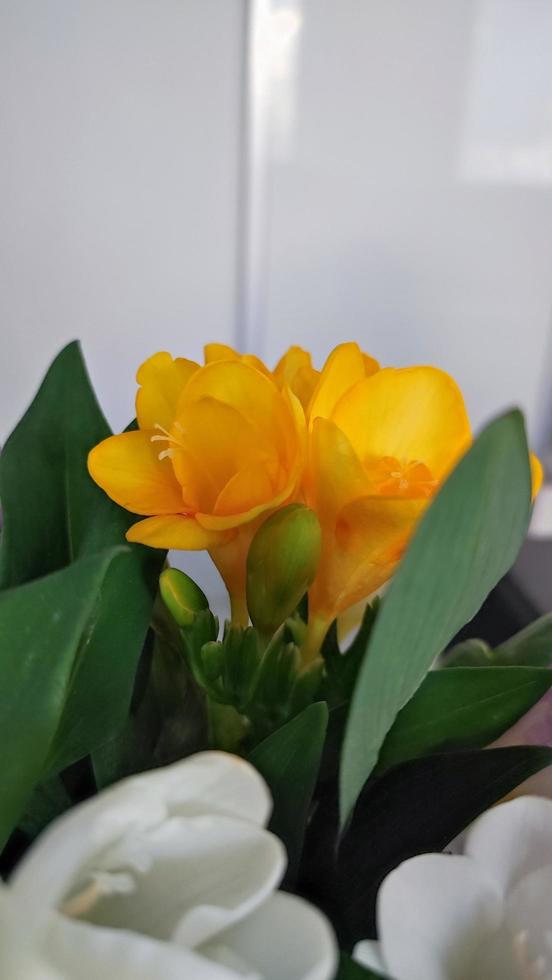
230,590,250,628
301,613,331,665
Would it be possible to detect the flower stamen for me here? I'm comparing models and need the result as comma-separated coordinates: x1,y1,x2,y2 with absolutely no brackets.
61,871,135,919
150,422,186,461
512,930,552,980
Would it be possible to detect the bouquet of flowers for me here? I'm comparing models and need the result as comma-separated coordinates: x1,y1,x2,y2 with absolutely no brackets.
1,340,551,980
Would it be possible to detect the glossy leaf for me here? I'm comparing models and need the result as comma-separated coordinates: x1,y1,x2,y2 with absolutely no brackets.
305,746,552,947
249,701,328,881
0,342,165,771
0,548,122,848
376,666,552,773
0,342,114,583
340,412,532,824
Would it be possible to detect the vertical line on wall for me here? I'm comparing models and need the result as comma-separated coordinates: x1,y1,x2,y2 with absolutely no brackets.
235,0,273,356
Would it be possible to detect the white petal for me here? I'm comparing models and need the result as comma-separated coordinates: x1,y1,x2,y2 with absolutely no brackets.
0,885,63,980
12,752,271,915
43,913,241,980
467,925,520,980
353,940,387,973
464,796,552,895
200,892,338,980
126,752,272,826
504,865,552,966
82,815,286,948
378,854,502,980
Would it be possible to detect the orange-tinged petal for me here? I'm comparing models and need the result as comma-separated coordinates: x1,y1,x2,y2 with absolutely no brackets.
88,431,183,516
196,480,294,531
172,397,279,510
204,343,271,378
531,452,543,501
309,495,426,619
135,351,198,431
214,463,277,516
126,514,231,549
274,346,312,382
333,366,471,482
306,417,369,523
179,361,290,457
274,346,320,408
308,342,379,424
363,353,379,376
204,342,240,363
241,353,272,377
283,386,307,467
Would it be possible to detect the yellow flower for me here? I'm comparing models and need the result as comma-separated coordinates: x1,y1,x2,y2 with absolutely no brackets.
273,346,320,410
204,342,320,411
302,364,472,658
88,350,306,623
307,341,379,425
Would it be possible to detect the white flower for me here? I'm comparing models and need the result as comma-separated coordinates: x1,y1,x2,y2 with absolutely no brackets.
354,796,552,980
2,751,337,979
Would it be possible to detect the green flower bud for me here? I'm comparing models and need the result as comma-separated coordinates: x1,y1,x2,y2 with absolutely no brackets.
199,641,225,683
160,568,208,627
246,504,322,637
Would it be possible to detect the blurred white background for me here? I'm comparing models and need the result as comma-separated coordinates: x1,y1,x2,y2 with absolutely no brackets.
2,0,552,605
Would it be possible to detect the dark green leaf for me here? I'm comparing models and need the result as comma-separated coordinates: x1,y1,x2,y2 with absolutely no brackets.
47,546,163,774
1,342,115,583
304,746,552,947
494,614,552,666
444,637,493,668
93,634,209,790
323,602,379,704
446,615,552,669
335,953,386,979
376,666,552,773
18,776,73,840
249,701,328,881
340,412,532,824
0,342,165,771
0,548,122,848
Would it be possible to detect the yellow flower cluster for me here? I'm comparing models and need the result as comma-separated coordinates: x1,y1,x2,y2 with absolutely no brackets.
88,343,542,652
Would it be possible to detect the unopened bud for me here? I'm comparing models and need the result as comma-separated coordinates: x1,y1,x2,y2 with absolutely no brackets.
246,504,321,637
160,568,208,627
199,641,225,683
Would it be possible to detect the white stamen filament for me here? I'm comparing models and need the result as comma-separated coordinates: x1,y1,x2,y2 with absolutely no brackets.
512,930,552,980
61,879,102,918
150,422,186,458
61,871,135,919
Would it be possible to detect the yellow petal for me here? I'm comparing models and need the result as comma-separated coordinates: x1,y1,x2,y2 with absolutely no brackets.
241,354,272,377
126,515,231,549
135,352,198,431
204,343,240,364
204,343,271,378
214,463,278,516
308,342,379,424
196,480,294,531
274,346,320,409
171,398,280,513
88,431,183,516
306,417,369,524
333,366,471,481
309,495,426,620
274,346,312,382
363,353,379,376
180,361,291,459
531,452,543,501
